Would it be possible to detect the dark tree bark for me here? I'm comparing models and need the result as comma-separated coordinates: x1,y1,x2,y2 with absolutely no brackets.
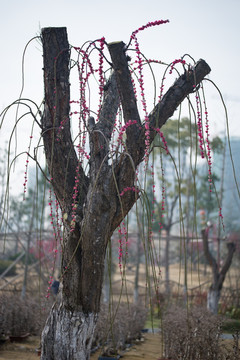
40,28,211,359
202,227,236,314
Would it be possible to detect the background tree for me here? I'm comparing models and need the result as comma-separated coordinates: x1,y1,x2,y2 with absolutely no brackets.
202,225,236,314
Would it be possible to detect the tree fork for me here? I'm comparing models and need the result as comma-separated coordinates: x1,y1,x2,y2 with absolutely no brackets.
202,227,236,313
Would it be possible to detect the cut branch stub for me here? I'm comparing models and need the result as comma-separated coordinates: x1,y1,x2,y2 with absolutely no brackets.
41,27,89,212
148,59,211,142
108,41,143,161
108,41,141,125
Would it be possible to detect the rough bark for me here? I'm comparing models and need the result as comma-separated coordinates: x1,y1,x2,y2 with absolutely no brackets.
41,305,97,360
40,27,211,359
202,228,236,314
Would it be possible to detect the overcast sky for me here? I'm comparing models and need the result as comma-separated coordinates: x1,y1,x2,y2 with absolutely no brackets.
1,0,239,130
0,0,239,194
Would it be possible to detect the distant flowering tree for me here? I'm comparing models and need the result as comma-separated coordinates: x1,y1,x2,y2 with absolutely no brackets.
1,21,218,359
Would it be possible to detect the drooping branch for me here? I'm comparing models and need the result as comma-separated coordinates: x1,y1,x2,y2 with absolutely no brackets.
41,27,89,211
108,42,211,230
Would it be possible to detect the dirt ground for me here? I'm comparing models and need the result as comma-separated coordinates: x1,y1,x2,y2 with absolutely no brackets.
0,332,161,360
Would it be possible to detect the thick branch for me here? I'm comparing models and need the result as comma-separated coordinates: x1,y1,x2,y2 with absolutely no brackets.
107,42,141,126
148,59,211,135
219,242,236,286
89,72,120,176
41,27,89,211
108,42,143,160
202,228,218,274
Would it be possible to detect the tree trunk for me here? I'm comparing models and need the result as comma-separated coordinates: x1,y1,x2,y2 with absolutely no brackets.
202,228,236,314
165,230,170,295
207,287,221,315
40,27,211,359
41,304,97,360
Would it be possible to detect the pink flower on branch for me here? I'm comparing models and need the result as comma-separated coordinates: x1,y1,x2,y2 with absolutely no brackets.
130,20,170,40
119,186,139,197
169,58,186,75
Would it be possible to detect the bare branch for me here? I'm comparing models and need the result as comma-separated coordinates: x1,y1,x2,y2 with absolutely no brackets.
219,242,236,284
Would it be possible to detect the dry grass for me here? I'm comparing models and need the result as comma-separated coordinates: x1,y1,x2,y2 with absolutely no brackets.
162,306,240,360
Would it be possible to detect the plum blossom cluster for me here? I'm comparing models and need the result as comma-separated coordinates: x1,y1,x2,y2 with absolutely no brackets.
96,37,106,119
117,120,138,147
218,207,225,231
73,38,106,124
159,76,166,101
119,186,139,197
154,127,169,154
144,119,151,160
203,104,213,191
56,116,71,140
68,39,111,231
76,49,94,122
169,59,186,75
23,154,29,198
45,275,54,299
131,37,151,160
130,20,170,40
158,157,166,232
22,136,33,198
195,94,205,158
129,20,168,162
219,207,223,219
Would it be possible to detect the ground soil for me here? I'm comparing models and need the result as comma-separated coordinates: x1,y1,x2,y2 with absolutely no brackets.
0,332,161,360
